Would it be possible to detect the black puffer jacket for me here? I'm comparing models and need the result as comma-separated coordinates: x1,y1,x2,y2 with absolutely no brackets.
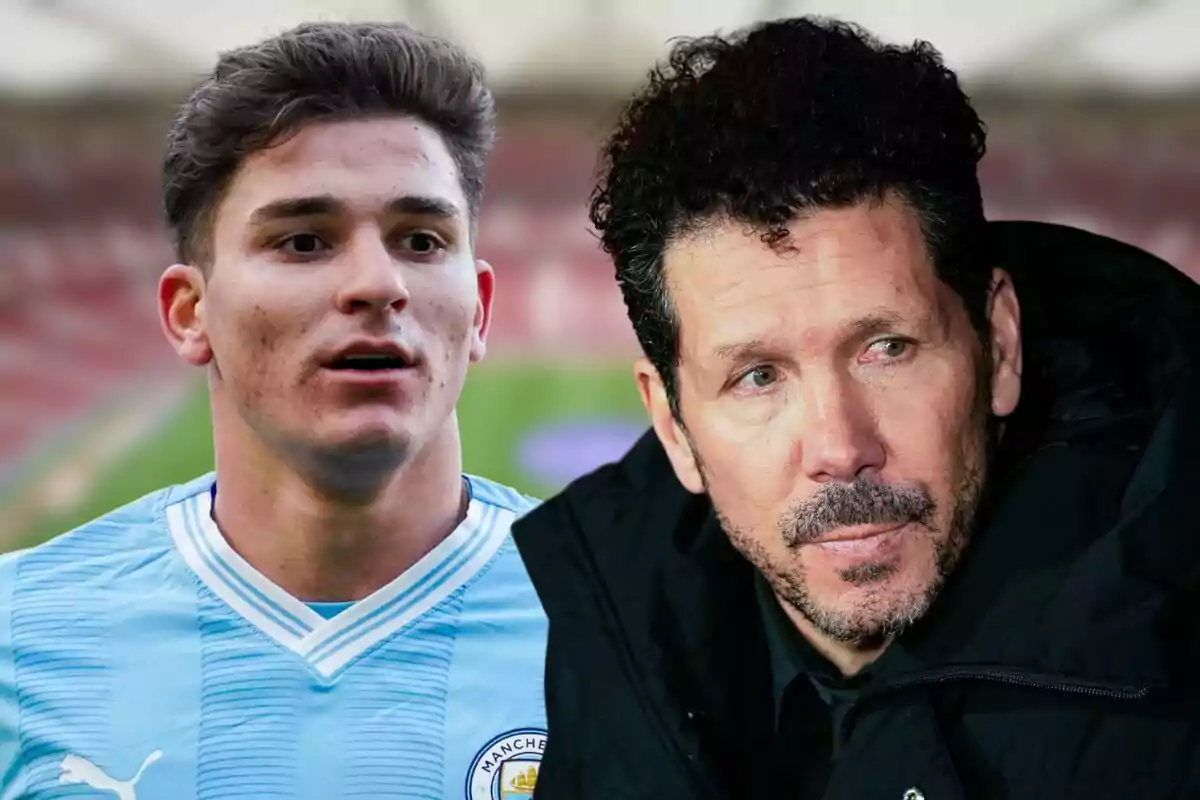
513,222,1200,799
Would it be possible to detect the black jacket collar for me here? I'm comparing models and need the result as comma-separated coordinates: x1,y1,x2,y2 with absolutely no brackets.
514,220,1200,715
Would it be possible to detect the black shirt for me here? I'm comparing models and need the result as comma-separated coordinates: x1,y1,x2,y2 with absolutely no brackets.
755,575,869,798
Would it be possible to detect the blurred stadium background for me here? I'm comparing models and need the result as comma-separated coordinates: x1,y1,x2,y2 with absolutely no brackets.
1,0,1198,552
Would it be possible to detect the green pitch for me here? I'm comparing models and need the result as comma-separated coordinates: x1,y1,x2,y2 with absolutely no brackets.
7,360,645,551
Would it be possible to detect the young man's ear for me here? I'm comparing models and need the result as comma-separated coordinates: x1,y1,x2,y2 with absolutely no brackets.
159,264,213,366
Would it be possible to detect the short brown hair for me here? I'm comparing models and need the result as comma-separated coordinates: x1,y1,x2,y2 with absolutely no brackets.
163,21,496,265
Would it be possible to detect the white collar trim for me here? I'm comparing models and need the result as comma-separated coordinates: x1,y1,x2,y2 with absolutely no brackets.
166,485,509,678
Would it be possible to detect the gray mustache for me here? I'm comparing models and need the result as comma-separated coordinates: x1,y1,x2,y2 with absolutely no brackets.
780,480,936,547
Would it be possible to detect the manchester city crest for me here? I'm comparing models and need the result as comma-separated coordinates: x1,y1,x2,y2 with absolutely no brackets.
465,728,548,800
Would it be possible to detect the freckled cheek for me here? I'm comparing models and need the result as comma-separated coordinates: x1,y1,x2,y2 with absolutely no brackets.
417,296,477,355
219,303,311,384
404,296,473,397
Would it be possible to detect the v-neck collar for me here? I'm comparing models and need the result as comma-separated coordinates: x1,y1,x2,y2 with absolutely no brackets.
165,478,508,679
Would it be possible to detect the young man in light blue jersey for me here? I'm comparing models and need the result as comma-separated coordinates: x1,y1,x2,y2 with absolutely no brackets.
0,21,547,800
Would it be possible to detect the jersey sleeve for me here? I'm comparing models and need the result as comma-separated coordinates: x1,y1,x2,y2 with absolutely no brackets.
0,549,23,797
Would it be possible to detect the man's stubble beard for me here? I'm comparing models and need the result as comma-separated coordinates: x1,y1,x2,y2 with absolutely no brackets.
698,376,995,650
720,454,985,649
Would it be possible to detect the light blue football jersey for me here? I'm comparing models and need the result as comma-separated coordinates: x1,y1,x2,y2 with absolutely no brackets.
0,474,548,800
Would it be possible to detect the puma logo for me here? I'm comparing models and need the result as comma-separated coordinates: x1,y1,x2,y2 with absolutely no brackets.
59,749,162,800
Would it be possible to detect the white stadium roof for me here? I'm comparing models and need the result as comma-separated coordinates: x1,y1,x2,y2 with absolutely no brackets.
0,0,1198,97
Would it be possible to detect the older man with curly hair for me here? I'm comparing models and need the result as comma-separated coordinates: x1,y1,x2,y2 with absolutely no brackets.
513,16,1200,800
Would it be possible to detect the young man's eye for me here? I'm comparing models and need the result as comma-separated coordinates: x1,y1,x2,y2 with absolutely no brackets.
278,233,329,255
401,232,446,254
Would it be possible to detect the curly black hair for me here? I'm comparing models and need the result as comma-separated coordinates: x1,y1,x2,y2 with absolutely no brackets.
589,17,992,417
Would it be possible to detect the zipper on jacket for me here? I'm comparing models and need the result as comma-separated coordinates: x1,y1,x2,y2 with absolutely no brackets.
838,666,1153,745
880,666,1152,699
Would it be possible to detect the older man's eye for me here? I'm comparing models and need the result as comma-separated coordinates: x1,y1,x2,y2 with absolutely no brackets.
733,365,780,392
863,337,914,363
